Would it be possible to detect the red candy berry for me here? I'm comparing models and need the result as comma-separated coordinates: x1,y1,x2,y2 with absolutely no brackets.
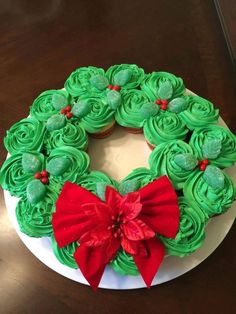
65,105,71,112
113,85,121,91
34,172,42,179
60,108,67,114
41,170,48,177
202,159,209,165
160,104,167,110
161,99,168,106
41,177,49,185
199,164,206,171
156,99,162,105
66,112,73,119
108,84,113,90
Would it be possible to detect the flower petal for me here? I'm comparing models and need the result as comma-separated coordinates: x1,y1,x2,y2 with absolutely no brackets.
105,186,122,216
121,219,155,241
120,192,142,220
79,229,111,247
81,203,113,226
133,237,165,288
121,236,147,255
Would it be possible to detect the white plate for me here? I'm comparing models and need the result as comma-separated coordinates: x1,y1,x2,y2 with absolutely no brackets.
4,118,236,289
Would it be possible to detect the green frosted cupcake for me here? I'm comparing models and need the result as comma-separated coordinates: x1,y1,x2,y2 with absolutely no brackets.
143,111,188,148
148,140,197,190
110,250,139,276
159,197,207,257
4,117,46,155
64,66,105,97
51,236,79,269
183,170,235,216
189,125,236,168
179,95,219,130
141,71,185,101
30,89,71,122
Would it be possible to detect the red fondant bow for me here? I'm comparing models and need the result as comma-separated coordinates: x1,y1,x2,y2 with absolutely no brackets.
52,176,179,290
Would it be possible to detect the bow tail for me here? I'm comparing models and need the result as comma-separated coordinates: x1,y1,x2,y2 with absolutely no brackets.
133,237,165,288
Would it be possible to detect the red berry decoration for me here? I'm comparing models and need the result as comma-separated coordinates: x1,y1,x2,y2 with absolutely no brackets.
60,108,67,114
108,84,113,90
65,105,71,112
199,164,206,171
156,99,162,105
66,112,73,119
34,172,42,179
113,85,121,91
41,177,49,185
202,159,209,165
41,170,49,177
161,99,168,106
160,104,167,110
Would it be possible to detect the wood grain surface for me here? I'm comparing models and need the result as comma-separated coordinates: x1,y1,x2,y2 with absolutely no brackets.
0,1,236,313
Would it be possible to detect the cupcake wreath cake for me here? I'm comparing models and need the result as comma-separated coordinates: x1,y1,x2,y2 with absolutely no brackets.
1,64,236,290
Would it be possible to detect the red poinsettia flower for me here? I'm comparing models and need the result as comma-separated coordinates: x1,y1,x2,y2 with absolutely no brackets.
52,176,179,290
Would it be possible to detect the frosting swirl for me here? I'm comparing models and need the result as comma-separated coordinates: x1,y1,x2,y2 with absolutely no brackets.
46,146,90,183
110,250,139,276
183,171,236,216
148,140,196,190
106,64,145,89
78,94,115,133
51,236,79,269
45,123,88,153
189,125,236,168
16,183,61,237
121,167,157,188
141,71,185,100
143,112,188,146
179,95,219,130
64,66,105,97
160,197,207,257
4,117,46,155
30,89,71,121
115,90,151,128
76,170,118,195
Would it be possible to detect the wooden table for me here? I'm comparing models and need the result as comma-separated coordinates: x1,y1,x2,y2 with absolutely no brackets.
0,1,235,313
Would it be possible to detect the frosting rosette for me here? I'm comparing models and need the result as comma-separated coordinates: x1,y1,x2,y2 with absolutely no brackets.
106,64,145,89
51,236,79,269
0,152,44,198
110,250,139,276
183,171,236,216
16,183,61,237
77,94,115,134
141,71,185,100
120,167,157,191
46,146,90,183
148,140,197,190
189,125,236,168
160,197,207,257
30,89,71,121
143,111,188,147
4,117,46,155
179,95,219,130
45,122,88,153
64,66,105,97
115,90,151,128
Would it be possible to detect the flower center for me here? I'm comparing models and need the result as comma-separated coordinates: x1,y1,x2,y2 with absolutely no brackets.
107,212,124,238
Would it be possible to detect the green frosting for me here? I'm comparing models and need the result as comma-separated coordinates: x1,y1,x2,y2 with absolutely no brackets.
189,125,236,168
78,94,115,134
45,122,88,153
106,64,145,89
16,183,61,237
183,171,235,216
76,170,118,195
51,236,79,269
148,141,197,190
120,167,157,188
0,153,34,197
141,71,185,101
4,117,46,155
30,90,71,121
64,66,105,97
46,146,90,183
115,90,151,128
179,95,219,130
160,197,207,257
143,111,188,147
110,250,139,276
